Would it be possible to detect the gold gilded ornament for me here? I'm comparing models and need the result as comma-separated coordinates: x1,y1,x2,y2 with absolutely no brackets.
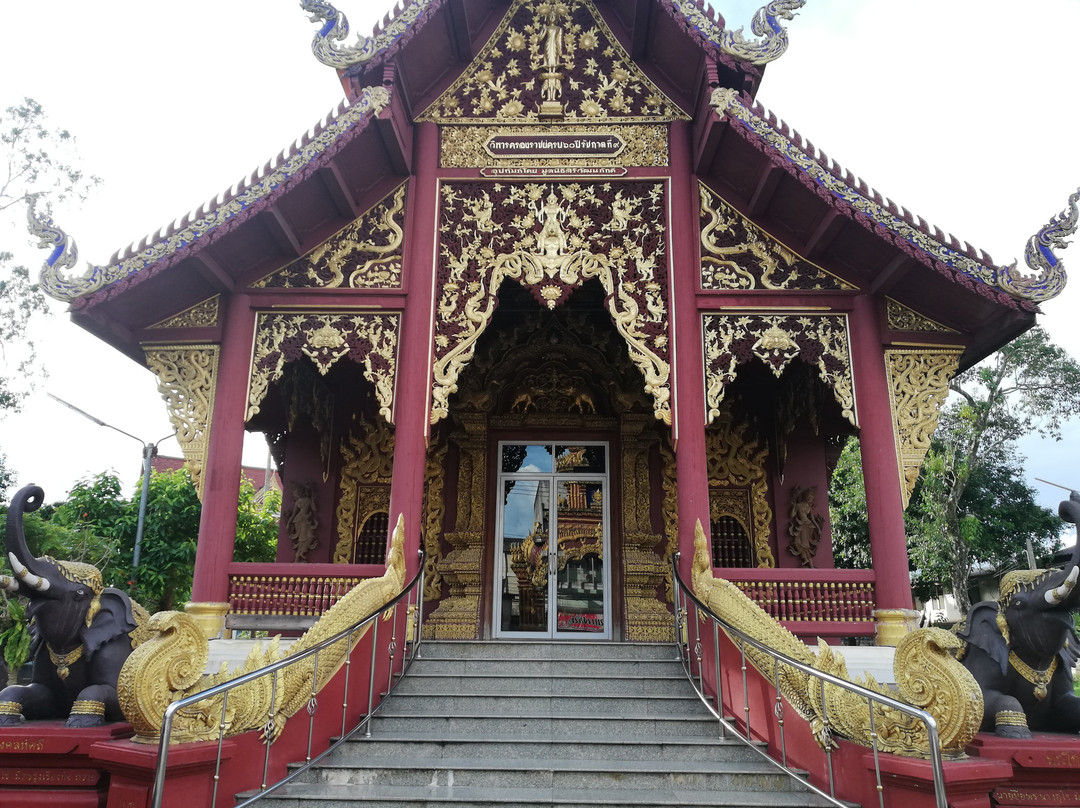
148,296,221,329
118,516,408,744
47,643,84,681
1008,652,1057,701
884,349,962,508
143,344,219,498
885,299,956,333
690,521,982,758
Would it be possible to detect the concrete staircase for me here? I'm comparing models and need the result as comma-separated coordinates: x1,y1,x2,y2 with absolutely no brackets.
249,640,831,807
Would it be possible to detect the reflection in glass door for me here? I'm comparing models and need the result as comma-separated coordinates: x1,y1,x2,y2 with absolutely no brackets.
496,443,610,639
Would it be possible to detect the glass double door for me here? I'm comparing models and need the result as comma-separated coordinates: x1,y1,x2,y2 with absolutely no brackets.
496,442,610,639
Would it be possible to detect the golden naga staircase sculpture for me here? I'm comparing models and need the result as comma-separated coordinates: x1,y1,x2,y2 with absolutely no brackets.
116,516,407,744
690,522,983,758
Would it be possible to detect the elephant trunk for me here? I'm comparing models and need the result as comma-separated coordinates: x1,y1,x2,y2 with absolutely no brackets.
5,484,51,584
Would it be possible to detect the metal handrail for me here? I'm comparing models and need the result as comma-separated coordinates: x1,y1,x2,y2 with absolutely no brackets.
149,550,426,808
672,551,947,808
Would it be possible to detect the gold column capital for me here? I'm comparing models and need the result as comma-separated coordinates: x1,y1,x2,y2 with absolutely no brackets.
184,601,230,640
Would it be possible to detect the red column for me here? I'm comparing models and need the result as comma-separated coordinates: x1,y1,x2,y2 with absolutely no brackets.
188,293,253,614
849,294,913,611
386,122,438,575
668,120,711,577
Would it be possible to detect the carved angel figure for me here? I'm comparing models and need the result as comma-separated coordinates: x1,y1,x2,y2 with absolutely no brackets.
287,482,319,562
787,486,823,567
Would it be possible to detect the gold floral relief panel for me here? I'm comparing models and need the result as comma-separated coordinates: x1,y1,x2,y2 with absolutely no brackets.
702,312,856,427
432,180,672,425
885,298,958,334
699,183,855,291
333,417,395,564
247,312,399,424
143,344,219,499
418,0,686,124
885,348,962,508
147,296,220,329
252,183,406,289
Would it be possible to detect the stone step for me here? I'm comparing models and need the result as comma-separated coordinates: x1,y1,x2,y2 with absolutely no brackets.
416,641,677,662
406,656,683,677
328,733,762,764
392,671,691,697
298,756,806,792
378,691,706,716
369,711,722,738
246,782,832,807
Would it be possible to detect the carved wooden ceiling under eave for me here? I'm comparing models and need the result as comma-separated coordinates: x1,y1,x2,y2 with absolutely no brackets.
67,93,412,357
695,94,1037,371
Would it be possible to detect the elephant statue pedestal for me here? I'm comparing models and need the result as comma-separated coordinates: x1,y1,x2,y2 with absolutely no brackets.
967,732,1080,801
0,720,132,806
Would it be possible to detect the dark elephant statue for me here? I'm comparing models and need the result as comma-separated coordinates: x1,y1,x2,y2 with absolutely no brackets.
0,484,148,727
956,495,1080,738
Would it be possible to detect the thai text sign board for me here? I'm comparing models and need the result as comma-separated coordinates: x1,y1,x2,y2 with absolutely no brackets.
485,133,625,159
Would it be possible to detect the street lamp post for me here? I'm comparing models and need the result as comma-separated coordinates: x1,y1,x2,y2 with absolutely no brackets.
48,394,175,574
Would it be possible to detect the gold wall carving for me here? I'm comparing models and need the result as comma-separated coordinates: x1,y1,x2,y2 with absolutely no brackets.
423,415,487,639
440,125,668,168
252,183,406,289
433,181,672,426
333,417,395,564
117,518,408,744
143,344,219,498
885,298,957,334
147,296,220,329
702,312,856,428
706,403,774,567
690,523,982,758
699,184,854,291
417,0,685,124
620,415,672,641
247,311,399,424
422,441,448,602
282,361,335,481
885,348,962,508
660,442,678,601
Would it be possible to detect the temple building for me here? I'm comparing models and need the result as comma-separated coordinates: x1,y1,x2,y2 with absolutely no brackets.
34,0,1062,646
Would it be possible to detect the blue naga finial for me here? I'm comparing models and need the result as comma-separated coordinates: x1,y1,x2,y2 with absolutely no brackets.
719,0,805,64
300,0,435,69
998,188,1080,302
26,196,106,301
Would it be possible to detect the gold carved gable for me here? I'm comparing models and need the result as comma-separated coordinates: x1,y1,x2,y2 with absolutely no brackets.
418,0,686,125
699,183,855,291
432,180,672,426
702,312,857,428
147,296,220,329
885,298,958,334
251,183,407,290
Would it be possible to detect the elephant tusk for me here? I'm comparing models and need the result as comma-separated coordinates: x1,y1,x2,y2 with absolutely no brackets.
7,552,49,592
1046,565,1079,605
0,574,18,593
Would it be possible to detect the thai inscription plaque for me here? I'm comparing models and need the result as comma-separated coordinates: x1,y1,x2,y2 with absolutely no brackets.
485,133,624,159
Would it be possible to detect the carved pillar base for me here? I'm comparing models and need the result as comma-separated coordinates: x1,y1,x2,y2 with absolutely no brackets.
874,608,920,646
623,534,674,642
423,532,483,639
184,602,230,640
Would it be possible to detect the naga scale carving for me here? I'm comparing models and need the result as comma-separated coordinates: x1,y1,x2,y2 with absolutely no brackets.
669,0,803,65
699,183,853,291
143,344,219,498
702,312,856,427
690,523,983,758
247,312,399,424
117,517,407,744
432,181,671,426
998,187,1079,302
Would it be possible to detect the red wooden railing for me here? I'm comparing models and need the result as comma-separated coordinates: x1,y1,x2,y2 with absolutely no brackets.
226,562,385,620
717,567,876,637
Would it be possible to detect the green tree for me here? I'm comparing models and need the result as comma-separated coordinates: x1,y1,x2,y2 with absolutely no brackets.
0,98,99,496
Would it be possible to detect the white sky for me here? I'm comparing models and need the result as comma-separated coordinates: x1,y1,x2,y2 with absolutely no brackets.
1,0,1079,515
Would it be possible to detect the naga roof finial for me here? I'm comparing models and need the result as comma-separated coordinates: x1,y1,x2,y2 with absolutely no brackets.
998,187,1080,302
300,0,435,69
26,196,106,301
674,0,804,66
